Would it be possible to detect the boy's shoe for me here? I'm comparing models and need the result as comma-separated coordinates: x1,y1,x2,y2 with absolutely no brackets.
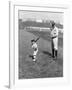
33,59,36,61
33,58,37,62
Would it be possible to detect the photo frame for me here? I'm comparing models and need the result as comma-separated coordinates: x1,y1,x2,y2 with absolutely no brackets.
9,1,70,88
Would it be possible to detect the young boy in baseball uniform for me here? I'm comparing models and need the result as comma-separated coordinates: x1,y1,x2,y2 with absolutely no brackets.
31,37,40,62
51,22,58,59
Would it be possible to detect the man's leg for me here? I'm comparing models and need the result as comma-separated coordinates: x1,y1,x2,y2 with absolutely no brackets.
52,40,55,58
55,50,58,58
54,38,58,59
52,49,55,58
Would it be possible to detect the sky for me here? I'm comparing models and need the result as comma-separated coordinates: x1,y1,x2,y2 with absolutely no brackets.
19,10,64,24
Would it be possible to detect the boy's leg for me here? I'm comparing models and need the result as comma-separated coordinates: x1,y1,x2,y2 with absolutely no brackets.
33,49,38,61
55,50,58,57
32,55,36,61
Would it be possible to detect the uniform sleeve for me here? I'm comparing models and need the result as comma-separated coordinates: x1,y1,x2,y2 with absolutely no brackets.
55,27,58,36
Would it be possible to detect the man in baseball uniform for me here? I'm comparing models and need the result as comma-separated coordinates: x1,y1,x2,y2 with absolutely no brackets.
51,22,58,59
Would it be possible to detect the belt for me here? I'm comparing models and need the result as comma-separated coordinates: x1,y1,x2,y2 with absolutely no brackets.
52,36,57,39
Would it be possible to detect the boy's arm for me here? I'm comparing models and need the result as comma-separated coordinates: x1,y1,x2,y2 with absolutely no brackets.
35,37,40,42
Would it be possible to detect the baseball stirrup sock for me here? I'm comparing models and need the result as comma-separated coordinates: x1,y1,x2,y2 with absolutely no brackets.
33,55,36,59
55,50,57,57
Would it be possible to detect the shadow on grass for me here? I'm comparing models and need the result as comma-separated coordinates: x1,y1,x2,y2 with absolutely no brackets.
5,85,10,89
29,55,33,59
42,51,52,57
42,50,63,66
57,57,63,66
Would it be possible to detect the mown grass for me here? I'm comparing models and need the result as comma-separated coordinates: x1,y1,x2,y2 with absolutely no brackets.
19,29,63,79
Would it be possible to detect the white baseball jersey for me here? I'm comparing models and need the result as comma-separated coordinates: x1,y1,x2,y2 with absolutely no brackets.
32,43,38,51
32,43,38,56
51,26,58,50
51,26,58,38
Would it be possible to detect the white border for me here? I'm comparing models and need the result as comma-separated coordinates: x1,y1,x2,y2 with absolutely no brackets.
10,1,71,88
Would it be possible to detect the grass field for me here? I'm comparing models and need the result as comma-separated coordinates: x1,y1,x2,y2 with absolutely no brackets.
19,28,63,79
